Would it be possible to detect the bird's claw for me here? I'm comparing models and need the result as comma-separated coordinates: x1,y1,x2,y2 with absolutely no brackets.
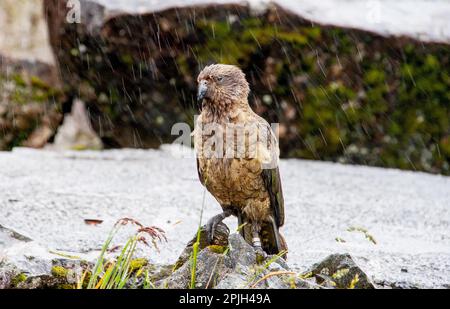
254,246,267,262
206,216,219,244
205,210,232,244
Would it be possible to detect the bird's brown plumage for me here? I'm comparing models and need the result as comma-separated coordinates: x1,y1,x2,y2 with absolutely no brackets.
194,64,286,256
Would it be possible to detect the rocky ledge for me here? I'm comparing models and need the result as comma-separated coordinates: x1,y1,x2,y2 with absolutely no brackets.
1,222,375,289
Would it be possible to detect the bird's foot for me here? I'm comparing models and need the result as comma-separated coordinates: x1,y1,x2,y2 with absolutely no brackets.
206,210,232,244
254,246,267,263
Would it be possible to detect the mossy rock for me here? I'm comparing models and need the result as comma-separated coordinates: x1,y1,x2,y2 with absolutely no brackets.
173,223,230,271
44,1,450,175
51,265,70,278
0,63,64,151
129,258,148,273
11,273,28,287
207,245,227,254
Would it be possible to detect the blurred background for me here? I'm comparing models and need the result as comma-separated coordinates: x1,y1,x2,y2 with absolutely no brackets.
1,0,449,175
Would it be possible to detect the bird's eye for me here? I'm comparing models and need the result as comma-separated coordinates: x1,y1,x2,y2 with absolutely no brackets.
217,76,224,82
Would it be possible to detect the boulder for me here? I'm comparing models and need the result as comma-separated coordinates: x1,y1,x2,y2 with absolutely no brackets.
43,0,450,175
159,223,311,289
159,223,378,289
0,0,55,64
0,1,63,150
0,56,63,150
160,222,233,289
49,99,103,150
306,253,375,289
0,224,89,289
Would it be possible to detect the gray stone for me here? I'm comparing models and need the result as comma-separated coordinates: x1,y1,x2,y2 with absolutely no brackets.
0,224,92,289
49,99,103,151
162,229,299,289
308,253,375,289
159,247,232,289
0,224,32,248
173,222,229,272
214,272,249,289
228,233,256,267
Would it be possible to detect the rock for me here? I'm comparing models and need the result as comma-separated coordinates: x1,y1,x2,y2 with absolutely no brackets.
162,247,233,289
0,1,61,151
374,280,421,289
307,253,375,289
0,56,63,151
0,224,90,289
0,0,54,64
158,223,299,289
228,233,257,267
161,222,231,288
23,126,54,148
49,99,103,151
0,224,32,247
214,272,249,289
172,222,229,272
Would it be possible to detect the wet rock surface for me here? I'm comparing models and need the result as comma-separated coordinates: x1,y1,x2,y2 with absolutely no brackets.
158,224,292,289
0,223,91,289
0,147,449,288
0,56,63,150
307,253,375,289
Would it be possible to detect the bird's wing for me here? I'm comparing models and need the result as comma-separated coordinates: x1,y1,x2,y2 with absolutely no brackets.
196,158,206,185
262,164,285,227
256,116,285,227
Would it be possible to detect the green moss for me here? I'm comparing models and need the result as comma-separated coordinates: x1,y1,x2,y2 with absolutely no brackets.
30,76,50,90
195,18,319,65
51,266,69,278
172,261,182,272
12,74,27,87
121,54,134,66
11,131,30,148
365,69,386,85
11,273,27,287
207,245,226,254
129,258,148,273
255,254,265,264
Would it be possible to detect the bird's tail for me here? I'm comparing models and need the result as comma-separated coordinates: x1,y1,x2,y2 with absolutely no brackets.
238,214,288,260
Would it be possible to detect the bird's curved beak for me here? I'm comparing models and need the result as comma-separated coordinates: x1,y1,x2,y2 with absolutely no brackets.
197,80,208,102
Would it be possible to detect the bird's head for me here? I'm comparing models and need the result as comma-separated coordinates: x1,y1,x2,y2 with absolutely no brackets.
197,64,250,108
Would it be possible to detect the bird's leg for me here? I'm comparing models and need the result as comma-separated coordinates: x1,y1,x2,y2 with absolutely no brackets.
206,209,233,243
251,223,267,260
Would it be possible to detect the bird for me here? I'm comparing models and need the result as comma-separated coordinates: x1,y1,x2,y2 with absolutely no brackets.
194,64,287,257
